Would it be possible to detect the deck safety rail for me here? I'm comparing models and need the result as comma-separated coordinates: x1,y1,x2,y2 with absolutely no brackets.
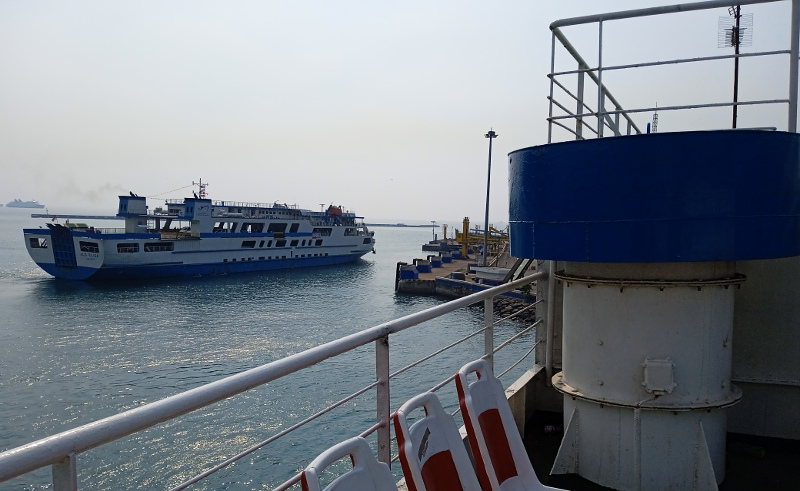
0,271,548,490
547,0,800,143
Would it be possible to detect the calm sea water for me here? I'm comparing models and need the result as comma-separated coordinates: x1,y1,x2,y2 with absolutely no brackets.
0,207,535,490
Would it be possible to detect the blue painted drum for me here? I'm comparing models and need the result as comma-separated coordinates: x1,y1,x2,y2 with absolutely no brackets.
508,130,800,262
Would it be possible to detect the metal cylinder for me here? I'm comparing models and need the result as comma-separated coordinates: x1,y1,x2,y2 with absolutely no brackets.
551,261,743,490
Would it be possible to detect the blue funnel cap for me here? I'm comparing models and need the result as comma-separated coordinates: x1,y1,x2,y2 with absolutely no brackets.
508,130,800,262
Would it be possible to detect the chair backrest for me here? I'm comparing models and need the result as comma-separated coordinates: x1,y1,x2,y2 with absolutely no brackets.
456,359,561,491
393,391,481,491
301,436,398,491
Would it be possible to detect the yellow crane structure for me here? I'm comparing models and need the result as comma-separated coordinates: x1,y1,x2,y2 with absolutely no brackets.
454,217,508,263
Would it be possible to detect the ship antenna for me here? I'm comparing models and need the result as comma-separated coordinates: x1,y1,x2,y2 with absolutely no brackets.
192,179,209,199
719,6,753,128
652,103,658,133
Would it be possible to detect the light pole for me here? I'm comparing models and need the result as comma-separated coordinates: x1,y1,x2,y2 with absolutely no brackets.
483,129,498,267
431,221,437,242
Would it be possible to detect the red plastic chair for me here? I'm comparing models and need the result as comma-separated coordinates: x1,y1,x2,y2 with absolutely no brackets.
456,359,563,491
301,436,398,491
394,391,482,491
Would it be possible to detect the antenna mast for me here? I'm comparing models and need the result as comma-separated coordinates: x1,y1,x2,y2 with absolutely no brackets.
652,103,659,133
719,6,753,128
192,179,208,199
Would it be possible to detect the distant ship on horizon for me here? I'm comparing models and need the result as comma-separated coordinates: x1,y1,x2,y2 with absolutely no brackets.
6,199,45,209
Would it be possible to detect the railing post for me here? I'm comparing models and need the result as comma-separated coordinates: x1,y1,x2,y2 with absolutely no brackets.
52,453,78,491
576,63,585,139
548,30,556,143
790,0,800,132
597,20,605,138
375,335,391,465
484,297,494,371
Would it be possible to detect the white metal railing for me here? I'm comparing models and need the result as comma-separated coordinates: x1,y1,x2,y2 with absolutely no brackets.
547,0,800,143
0,271,547,490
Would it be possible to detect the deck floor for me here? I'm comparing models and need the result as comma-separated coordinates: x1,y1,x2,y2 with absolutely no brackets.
523,411,800,490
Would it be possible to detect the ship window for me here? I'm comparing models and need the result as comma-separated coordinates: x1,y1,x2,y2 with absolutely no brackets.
290,223,300,233
312,227,332,236
117,243,139,253
144,242,174,252
79,241,100,253
224,259,228,262
29,237,48,249
275,240,286,247
268,223,287,233
315,239,323,246
301,240,306,246
290,240,299,247
267,240,273,247
363,238,372,244
345,228,357,236
242,222,264,233
259,240,265,247
259,256,265,260
241,240,256,248
229,223,238,233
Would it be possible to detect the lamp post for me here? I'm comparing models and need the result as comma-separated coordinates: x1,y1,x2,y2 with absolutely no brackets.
483,129,498,267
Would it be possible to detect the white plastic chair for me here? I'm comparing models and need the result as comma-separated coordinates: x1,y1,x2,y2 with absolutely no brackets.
300,436,398,491
393,391,482,491
456,359,564,491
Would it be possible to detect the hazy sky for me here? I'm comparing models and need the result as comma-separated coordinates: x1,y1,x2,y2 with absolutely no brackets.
0,1,794,225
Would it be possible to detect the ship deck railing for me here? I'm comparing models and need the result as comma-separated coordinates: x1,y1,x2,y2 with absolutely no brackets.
546,0,800,143
164,199,303,210
0,271,551,491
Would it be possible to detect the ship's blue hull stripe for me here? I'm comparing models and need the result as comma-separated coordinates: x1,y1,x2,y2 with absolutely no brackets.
36,253,368,280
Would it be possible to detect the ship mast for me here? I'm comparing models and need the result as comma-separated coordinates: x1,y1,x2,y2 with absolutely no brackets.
192,179,208,199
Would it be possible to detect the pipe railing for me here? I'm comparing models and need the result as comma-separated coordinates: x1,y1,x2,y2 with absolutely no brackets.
547,0,799,143
271,314,544,491
0,271,546,490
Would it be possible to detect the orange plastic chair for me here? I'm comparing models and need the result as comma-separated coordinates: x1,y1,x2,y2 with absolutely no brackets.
300,436,398,491
456,359,563,491
394,391,481,491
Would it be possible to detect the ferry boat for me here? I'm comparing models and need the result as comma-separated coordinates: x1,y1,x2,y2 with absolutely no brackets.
2,1,800,490
22,183,375,280
7,199,45,209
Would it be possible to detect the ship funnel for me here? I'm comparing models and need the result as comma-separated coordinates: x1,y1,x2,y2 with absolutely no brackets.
509,130,800,489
